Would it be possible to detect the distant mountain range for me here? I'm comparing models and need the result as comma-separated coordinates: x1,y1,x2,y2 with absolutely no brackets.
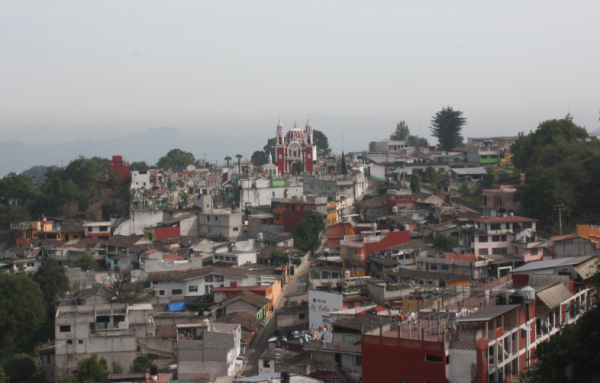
0,128,268,176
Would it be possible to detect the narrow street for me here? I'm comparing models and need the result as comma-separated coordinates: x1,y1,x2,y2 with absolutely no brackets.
240,234,326,376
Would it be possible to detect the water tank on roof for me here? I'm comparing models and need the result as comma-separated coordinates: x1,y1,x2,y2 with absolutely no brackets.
372,223,377,231
520,286,535,300
258,233,263,241
392,206,398,214
344,270,351,281
301,195,307,202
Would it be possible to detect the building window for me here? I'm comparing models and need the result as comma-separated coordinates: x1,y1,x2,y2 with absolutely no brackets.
523,222,533,229
531,248,539,256
78,340,83,345
206,216,210,222
479,248,489,255
430,265,437,271
492,247,508,255
27,262,34,267
100,226,108,232
355,355,362,366
214,216,218,221
172,289,183,295
189,286,198,292
159,290,165,296
348,302,355,309
233,228,239,232
492,235,500,242
299,314,305,319
215,275,224,282
501,235,507,242
425,355,443,363
205,285,213,294
66,340,72,345
60,326,71,333
491,224,501,230
479,236,488,243
441,265,449,271
263,360,271,368
344,335,354,342
205,275,213,282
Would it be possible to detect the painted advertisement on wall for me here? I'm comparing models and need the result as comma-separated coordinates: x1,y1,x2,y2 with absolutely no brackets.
308,289,344,334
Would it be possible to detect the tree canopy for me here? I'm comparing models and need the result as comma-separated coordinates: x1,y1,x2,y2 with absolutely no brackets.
341,152,347,174
434,233,458,252
263,138,277,163
34,259,70,317
294,209,326,252
251,150,269,166
407,135,429,147
390,121,410,141
101,199,123,220
513,119,597,224
430,107,466,150
313,130,331,158
0,273,46,358
410,173,421,193
74,354,110,383
131,161,149,171
156,149,195,170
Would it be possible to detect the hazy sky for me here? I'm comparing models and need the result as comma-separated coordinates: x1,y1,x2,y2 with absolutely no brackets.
1,1,599,154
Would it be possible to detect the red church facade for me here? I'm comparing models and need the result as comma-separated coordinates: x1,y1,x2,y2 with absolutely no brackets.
275,120,316,175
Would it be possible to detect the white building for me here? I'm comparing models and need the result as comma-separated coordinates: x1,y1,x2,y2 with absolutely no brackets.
149,266,256,301
131,170,150,190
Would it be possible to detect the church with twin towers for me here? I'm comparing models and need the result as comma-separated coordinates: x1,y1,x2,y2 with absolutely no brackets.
274,119,317,175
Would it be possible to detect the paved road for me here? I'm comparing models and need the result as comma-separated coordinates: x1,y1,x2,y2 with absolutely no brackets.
240,236,326,376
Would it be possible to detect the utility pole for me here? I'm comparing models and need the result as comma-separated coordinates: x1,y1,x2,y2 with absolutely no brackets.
554,205,565,236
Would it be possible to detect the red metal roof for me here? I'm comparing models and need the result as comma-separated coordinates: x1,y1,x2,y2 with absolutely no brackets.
162,253,184,260
444,252,477,262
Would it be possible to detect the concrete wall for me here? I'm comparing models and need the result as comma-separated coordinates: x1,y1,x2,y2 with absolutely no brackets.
240,186,303,209
554,237,600,258
143,257,203,274
180,216,199,237
66,268,96,288
248,224,284,239
447,349,477,383
276,310,308,328
114,209,167,236
153,274,256,299
225,300,259,318
198,212,244,241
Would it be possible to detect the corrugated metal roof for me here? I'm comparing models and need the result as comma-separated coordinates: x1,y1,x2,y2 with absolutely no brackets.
454,304,521,323
536,283,573,309
528,274,570,289
573,258,598,280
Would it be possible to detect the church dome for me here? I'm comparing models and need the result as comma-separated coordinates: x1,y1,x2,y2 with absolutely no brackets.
286,122,306,142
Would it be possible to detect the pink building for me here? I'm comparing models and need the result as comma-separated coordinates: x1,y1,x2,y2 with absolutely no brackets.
460,216,545,262
481,185,521,216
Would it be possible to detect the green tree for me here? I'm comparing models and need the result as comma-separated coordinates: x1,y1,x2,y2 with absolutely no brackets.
224,156,232,167
75,353,109,383
434,233,458,252
63,156,98,191
78,198,90,213
131,161,149,171
22,165,55,184
390,121,410,141
101,199,122,220
0,173,36,207
313,130,331,158
270,250,280,265
129,357,153,373
410,173,421,193
512,118,588,171
251,151,268,166
157,149,196,170
108,171,122,189
2,353,44,383
407,135,429,147
294,209,326,252
1,205,31,230
0,366,8,383
341,152,347,174
112,361,124,374
34,259,70,317
263,138,277,161
0,273,45,358
430,107,467,150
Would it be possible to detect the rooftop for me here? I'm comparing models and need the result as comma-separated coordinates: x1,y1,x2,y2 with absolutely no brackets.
451,167,487,175
470,216,536,223
454,304,521,323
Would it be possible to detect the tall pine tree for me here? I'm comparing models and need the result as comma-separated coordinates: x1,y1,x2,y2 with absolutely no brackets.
341,152,347,174
430,107,467,151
